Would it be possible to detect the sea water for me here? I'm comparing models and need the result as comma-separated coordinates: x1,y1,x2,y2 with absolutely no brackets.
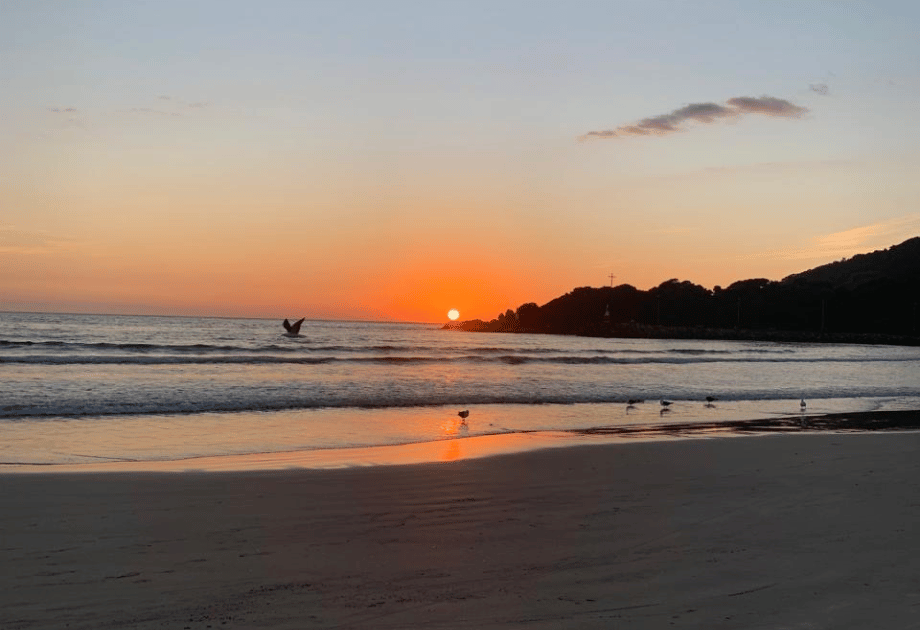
1,312,919,468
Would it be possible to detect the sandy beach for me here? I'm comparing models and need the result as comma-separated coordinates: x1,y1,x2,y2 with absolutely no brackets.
4,429,920,629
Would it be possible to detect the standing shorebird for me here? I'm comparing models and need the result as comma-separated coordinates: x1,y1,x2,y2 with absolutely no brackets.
800,399,807,411
660,400,672,408
458,409,470,423
705,396,716,408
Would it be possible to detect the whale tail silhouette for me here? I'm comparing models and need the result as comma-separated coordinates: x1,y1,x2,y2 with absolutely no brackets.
283,318,305,335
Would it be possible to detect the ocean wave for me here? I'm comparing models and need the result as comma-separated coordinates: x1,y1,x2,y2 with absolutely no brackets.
0,339,801,356
2,385,917,420
1,353,913,366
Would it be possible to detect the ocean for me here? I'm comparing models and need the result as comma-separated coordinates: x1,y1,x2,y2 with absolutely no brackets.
2,311,919,469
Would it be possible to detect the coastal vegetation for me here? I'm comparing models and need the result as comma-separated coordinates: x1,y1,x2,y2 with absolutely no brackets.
445,236,920,345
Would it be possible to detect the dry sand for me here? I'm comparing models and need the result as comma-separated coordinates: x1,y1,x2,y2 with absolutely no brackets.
3,431,920,629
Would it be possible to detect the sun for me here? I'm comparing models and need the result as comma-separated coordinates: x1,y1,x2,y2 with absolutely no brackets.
447,309,460,321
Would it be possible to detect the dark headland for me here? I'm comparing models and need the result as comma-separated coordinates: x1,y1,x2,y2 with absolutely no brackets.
445,236,920,346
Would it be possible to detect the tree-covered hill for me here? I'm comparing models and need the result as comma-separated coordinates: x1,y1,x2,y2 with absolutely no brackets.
445,236,920,345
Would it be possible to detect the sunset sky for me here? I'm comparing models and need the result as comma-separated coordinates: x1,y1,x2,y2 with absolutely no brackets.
2,1,919,322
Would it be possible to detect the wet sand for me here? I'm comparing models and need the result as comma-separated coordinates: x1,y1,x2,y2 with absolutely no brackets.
3,427,920,629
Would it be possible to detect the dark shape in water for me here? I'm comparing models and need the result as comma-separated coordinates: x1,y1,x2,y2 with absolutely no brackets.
283,318,305,337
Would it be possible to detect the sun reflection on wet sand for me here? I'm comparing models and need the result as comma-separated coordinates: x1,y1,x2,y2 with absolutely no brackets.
441,440,462,462
3,432,612,474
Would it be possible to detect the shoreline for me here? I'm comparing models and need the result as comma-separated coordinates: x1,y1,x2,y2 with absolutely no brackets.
445,321,920,347
4,430,920,628
4,408,920,475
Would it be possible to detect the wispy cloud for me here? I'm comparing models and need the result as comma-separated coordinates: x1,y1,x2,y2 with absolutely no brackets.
125,107,181,117
814,216,920,253
122,98,208,117
725,96,806,117
0,226,77,254
744,215,920,263
580,95,808,141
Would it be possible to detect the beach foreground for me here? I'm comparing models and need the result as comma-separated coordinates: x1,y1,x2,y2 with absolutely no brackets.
4,431,920,629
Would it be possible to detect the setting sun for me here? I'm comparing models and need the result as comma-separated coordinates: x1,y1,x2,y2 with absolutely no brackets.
447,309,460,321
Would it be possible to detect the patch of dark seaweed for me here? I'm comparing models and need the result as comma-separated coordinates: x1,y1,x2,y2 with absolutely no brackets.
572,410,920,439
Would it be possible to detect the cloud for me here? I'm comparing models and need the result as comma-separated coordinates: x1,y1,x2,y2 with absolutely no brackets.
580,95,808,140
815,216,920,253
725,96,808,117
126,107,181,117
0,226,77,254
744,215,920,263
809,83,829,96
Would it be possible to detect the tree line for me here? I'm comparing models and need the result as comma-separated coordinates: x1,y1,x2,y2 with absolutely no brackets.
446,236,920,345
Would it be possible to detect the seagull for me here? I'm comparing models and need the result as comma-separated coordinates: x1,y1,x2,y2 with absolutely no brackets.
458,410,469,423
705,396,716,408
283,318,305,337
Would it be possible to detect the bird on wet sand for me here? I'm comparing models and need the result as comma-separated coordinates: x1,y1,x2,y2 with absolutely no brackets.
800,398,807,411
458,409,469,423
705,396,716,408
660,400,672,408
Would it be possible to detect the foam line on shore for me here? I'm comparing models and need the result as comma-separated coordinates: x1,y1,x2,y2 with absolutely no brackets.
3,409,920,474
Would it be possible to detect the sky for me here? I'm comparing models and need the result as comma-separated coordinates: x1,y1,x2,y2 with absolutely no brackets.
2,0,919,322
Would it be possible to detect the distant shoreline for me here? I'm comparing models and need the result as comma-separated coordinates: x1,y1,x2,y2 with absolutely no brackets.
444,320,920,346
